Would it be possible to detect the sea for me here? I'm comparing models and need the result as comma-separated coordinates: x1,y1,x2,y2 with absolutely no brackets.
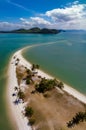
0,31,86,130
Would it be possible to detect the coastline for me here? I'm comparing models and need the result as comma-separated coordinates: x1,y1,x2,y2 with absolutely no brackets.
21,47,86,104
7,46,86,130
6,49,32,130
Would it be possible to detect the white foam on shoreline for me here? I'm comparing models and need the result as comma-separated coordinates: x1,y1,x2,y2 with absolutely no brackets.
7,47,86,130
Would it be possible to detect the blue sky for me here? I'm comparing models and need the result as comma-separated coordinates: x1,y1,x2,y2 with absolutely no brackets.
0,0,86,30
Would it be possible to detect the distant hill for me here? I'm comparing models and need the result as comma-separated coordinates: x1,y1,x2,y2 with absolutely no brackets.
0,27,62,34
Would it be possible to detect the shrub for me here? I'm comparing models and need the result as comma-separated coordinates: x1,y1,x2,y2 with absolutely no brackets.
26,69,32,74
58,81,64,89
31,64,40,71
26,78,30,84
29,118,35,125
25,106,34,117
35,78,56,93
18,90,25,100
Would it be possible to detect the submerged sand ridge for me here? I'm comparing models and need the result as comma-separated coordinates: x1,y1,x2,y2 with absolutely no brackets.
7,46,86,130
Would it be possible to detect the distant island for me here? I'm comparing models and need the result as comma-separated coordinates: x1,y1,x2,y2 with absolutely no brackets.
0,27,62,34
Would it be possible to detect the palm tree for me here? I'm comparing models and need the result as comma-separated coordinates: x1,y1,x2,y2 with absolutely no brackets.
25,106,34,117
31,64,36,71
36,64,40,69
31,64,40,71
58,81,64,89
67,111,86,128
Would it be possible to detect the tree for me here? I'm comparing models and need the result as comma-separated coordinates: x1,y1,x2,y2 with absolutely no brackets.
26,78,30,85
36,64,40,69
26,69,32,75
58,81,64,89
31,64,40,71
35,78,56,93
17,90,25,100
67,111,86,128
25,106,34,117
31,64,36,71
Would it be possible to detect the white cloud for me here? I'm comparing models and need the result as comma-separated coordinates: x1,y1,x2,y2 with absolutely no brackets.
30,17,51,26
0,17,51,31
0,22,23,31
46,4,86,22
20,18,30,25
0,1,86,30
45,3,86,29
20,17,51,28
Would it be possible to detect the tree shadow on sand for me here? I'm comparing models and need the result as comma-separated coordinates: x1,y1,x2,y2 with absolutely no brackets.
13,99,22,105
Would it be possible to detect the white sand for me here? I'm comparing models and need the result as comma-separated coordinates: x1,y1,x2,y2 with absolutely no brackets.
7,47,86,130
7,49,32,130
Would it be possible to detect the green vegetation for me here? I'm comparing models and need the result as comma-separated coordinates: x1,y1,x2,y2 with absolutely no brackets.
39,28,60,34
26,78,30,84
35,78,57,93
25,106,35,126
35,78,64,93
1,27,62,34
31,64,40,71
67,111,86,128
57,81,64,89
29,118,36,126
25,106,34,117
26,69,32,75
17,90,25,100
26,69,33,84
28,27,40,33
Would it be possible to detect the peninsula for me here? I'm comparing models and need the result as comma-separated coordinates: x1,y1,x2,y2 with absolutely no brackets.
7,46,86,130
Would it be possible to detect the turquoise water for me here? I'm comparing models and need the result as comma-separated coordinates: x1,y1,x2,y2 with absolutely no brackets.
0,31,86,130
23,31,86,95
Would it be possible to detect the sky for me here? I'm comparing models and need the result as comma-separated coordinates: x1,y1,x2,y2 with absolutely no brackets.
0,0,86,30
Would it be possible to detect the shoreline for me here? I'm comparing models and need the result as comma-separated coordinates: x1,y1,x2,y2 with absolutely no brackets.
7,48,32,130
7,46,86,130
21,47,86,104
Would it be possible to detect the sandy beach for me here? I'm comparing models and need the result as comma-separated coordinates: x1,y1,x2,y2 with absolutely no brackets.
7,46,86,130
7,49,32,130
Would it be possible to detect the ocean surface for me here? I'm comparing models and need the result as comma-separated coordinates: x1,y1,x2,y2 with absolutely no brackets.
0,31,86,130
